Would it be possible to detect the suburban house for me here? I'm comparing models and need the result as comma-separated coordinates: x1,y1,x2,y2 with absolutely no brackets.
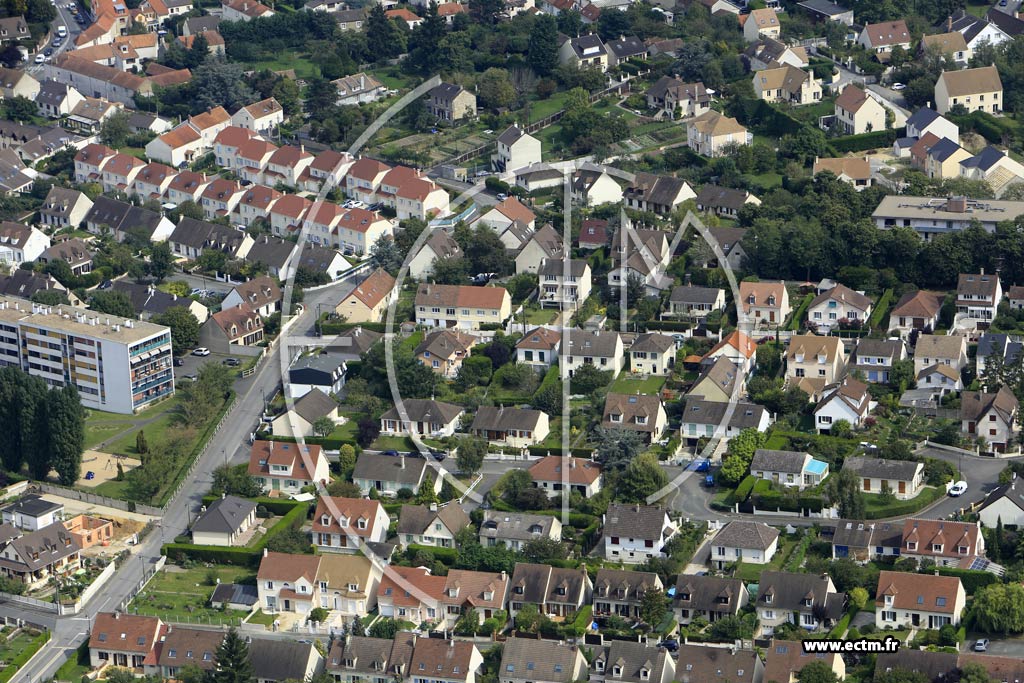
680,399,772,445
590,640,676,683
352,453,443,498
962,386,1019,452
764,640,846,683
645,76,710,118
492,125,541,173
850,338,907,383
956,271,1002,330
500,638,587,683
978,478,1024,527
913,334,968,376
742,8,781,42
248,440,330,497
426,82,477,122
528,455,603,498
739,280,790,327
813,156,873,189
601,393,668,442
0,522,82,589
230,97,283,134
921,31,971,64
89,612,163,669
515,224,567,273
570,166,623,207
752,65,822,105
414,284,511,330
516,327,561,371
202,303,264,349
39,186,93,229
311,496,389,553
602,503,676,564
378,398,464,438
557,33,610,71
578,218,609,250
814,376,875,433
686,110,751,157
0,223,48,266
480,512,562,552
694,185,761,218
191,495,257,547
674,575,749,625
471,406,550,448
934,65,1002,115
591,568,663,621
755,571,845,637
876,571,966,629
440,569,510,627
709,521,780,571
334,268,396,324
313,553,381,619
270,388,341,439
831,520,903,562
889,290,944,337
326,634,416,683
750,449,830,489
899,518,985,566
506,563,593,618
537,258,592,309
222,276,281,318
703,330,758,375
287,352,346,399
622,172,696,215
665,645,762,683
842,457,925,500
917,363,964,398
857,20,911,55
628,332,676,375
1,495,63,531
807,284,872,332
415,329,476,378
256,551,320,617
561,329,625,378
786,334,846,386
408,230,462,280
688,356,743,403
668,284,726,319
834,84,886,135
396,503,471,548
745,37,809,71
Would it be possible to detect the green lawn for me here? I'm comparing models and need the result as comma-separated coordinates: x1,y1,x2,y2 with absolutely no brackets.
610,374,667,394
129,565,254,625
249,51,320,79
862,486,946,519
328,411,363,442
246,609,276,626
102,403,182,456
0,630,40,665
90,479,132,499
866,628,911,642
83,396,181,451
527,92,571,123
734,534,799,582
54,642,90,682
371,435,416,452
523,306,557,325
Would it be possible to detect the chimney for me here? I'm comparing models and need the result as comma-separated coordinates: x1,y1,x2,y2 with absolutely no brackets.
947,15,952,31
359,74,365,89
501,570,506,581
934,569,940,576
947,196,967,213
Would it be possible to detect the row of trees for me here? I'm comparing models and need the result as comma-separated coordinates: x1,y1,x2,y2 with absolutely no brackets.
0,368,84,486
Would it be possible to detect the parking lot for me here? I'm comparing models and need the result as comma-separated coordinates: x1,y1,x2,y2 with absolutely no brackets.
173,350,243,381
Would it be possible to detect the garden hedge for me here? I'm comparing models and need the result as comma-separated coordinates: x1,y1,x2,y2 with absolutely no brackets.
527,445,595,457
202,495,305,517
406,544,457,565
161,502,311,565
828,128,901,154
936,567,998,595
254,432,358,450
734,475,757,502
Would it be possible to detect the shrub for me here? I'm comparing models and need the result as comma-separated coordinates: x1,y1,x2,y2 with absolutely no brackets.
734,475,757,502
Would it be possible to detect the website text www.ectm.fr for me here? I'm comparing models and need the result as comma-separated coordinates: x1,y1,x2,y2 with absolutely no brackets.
801,637,901,654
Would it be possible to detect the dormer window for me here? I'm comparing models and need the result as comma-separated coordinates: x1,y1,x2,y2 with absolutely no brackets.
358,518,367,530
907,542,917,551
763,593,773,604
803,598,813,607
932,544,942,553
768,294,776,306
321,515,331,526
613,666,622,678
595,661,605,672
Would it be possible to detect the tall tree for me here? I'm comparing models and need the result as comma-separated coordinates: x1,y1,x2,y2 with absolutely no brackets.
366,3,406,58
468,0,504,24
88,291,136,319
148,241,175,281
827,468,866,519
527,15,559,77
408,2,446,75
48,385,85,486
212,628,254,683
153,307,201,353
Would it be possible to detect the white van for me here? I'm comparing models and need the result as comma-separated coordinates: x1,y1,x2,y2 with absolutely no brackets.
56,25,67,37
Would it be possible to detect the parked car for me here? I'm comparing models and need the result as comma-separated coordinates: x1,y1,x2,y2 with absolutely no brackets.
657,640,679,653
192,347,211,356
43,47,53,56
949,481,968,497
974,639,989,652
891,82,906,91
430,449,446,461
34,54,44,63
222,357,241,367
381,450,400,456
173,358,184,367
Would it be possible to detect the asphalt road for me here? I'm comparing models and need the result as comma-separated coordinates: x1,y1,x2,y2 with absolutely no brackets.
11,274,354,682
27,1,83,74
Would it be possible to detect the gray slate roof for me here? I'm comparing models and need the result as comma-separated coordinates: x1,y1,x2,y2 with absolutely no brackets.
471,405,544,432
499,637,582,683
352,452,428,487
630,332,675,354
674,575,747,615
248,638,319,682
396,503,471,536
480,511,557,543
712,520,779,551
757,570,845,618
192,495,256,534
750,449,809,474
670,284,723,305
210,582,258,606
292,388,338,423
681,399,767,430
841,456,921,481
604,503,668,541
380,398,464,425
538,257,588,278
0,494,62,518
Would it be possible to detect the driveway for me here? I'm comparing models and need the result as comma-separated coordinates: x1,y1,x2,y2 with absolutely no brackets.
961,634,1024,657
914,445,1018,519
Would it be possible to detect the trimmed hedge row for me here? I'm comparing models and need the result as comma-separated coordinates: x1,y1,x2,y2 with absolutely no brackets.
0,630,50,683
406,543,458,565
936,567,999,595
753,491,825,512
828,128,901,154
644,321,693,332
863,486,945,520
254,432,358,450
734,475,757,502
526,445,594,457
